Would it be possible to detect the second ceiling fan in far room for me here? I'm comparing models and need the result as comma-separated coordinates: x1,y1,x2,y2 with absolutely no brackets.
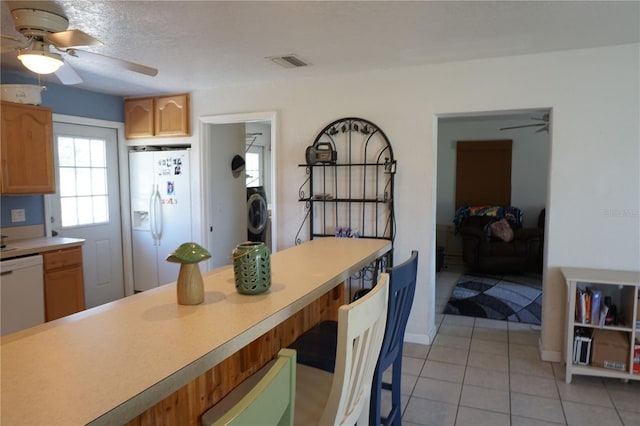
500,113,549,133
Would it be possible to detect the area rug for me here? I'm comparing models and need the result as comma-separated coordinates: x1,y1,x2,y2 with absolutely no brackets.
443,274,542,325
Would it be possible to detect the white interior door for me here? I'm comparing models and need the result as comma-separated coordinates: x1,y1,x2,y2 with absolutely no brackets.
48,122,125,308
206,123,247,268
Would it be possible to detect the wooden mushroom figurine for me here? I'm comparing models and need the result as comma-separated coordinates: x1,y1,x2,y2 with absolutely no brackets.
166,242,211,305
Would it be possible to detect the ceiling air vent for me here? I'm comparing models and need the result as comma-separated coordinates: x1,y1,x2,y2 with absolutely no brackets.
268,54,310,68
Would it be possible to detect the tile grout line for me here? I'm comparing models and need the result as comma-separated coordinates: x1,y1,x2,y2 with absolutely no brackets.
552,352,569,426
453,317,475,425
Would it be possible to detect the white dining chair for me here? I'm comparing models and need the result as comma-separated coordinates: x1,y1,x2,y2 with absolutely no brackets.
294,272,389,426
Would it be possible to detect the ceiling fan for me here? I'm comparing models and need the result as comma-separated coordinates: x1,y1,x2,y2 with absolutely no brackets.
1,7,157,85
499,113,549,133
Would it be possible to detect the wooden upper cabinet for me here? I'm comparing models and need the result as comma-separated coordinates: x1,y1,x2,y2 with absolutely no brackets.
124,93,190,139
155,94,190,137
0,101,55,194
124,97,154,139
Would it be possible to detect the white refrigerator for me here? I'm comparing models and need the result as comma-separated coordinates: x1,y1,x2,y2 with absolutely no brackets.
129,149,191,292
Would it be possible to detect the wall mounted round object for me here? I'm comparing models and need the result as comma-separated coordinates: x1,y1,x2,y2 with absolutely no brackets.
231,155,245,178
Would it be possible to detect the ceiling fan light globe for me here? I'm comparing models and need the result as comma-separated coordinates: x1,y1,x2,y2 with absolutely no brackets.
17,50,64,74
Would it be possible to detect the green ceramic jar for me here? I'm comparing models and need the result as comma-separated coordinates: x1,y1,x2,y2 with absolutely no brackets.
232,241,271,295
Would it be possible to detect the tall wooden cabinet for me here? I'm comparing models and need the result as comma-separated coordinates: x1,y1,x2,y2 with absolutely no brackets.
124,94,190,139
0,101,55,194
43,247,85,321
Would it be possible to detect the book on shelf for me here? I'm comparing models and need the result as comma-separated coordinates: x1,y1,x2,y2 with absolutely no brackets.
576,289,586,323
588,287,602,325
575,287,608,326
600,305,609,327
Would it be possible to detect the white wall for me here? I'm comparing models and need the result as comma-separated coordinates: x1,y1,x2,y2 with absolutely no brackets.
437,117,549,228
188,44,639,355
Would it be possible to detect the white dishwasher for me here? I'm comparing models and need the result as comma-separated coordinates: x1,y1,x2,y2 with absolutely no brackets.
1,255,45,336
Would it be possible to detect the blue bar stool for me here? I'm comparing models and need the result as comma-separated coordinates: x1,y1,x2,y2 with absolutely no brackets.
290,251,418,426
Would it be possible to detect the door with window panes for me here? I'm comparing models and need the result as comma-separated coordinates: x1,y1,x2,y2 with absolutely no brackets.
48,122,125,308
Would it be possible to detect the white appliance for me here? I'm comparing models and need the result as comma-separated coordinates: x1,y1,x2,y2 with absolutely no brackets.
1,255,45,336
129,149,192,292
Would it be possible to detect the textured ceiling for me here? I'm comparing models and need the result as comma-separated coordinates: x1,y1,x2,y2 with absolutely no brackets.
1,1,639,97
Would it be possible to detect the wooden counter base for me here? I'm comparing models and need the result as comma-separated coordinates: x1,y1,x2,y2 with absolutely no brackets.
1,238,390,425
126,284,344,425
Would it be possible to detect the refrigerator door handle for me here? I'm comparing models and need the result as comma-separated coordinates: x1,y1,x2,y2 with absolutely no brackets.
149,185,159,245
155,188,163,244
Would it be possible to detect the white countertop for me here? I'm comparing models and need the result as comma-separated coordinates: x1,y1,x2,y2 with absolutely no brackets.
0,237,391,426
0,237,85,260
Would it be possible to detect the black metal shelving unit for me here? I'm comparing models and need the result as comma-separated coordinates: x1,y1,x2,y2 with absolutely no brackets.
295,117,396,299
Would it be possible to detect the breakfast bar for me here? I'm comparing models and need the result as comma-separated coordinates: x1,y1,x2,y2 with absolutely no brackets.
0,238,391,425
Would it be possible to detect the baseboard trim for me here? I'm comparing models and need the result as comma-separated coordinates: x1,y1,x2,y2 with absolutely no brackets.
539,336,563,362
405,323,438,345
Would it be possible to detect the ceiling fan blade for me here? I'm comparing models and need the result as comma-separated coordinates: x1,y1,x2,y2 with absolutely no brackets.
66,48,158,77
46,29,102,48
1,35,30,52
499,123,546,131
535,125,549,133
55,61,83,85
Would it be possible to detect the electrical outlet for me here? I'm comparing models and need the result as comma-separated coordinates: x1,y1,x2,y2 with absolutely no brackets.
11,209,26,223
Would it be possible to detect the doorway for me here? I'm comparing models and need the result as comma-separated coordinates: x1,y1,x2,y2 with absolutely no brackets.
434,109,551,311
198,112,277,272
46,118,127,308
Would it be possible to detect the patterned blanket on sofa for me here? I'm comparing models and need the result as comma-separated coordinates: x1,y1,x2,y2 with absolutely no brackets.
453,206,523,232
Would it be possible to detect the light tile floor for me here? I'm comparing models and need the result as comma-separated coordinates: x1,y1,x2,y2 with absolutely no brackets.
389,269,640,426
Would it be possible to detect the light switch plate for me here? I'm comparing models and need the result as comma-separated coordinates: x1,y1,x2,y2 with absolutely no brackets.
11,209,26,223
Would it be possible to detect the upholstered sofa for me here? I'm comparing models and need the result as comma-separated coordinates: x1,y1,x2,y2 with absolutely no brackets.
455,206,543,274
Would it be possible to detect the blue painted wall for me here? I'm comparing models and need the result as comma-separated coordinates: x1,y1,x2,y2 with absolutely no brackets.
1,70,124,121
1,70,124,228
0,196,45,227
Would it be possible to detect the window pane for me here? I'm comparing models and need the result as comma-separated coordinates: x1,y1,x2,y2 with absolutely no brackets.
90,139,106,167
59,168,76,197
245,151,260,187
92,168,107,195
93,196,109,223
75,168,92,196
58,137,75,167
75,138,91,167
56,135,110,228
76,197,93,225
246,152,259,170
60,198,78,227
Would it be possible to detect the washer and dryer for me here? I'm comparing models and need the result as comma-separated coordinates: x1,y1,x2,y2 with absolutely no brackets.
247,186,268,243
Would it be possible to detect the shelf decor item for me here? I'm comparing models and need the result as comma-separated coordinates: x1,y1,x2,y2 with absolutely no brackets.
232,241,271,295
166,242,211,305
